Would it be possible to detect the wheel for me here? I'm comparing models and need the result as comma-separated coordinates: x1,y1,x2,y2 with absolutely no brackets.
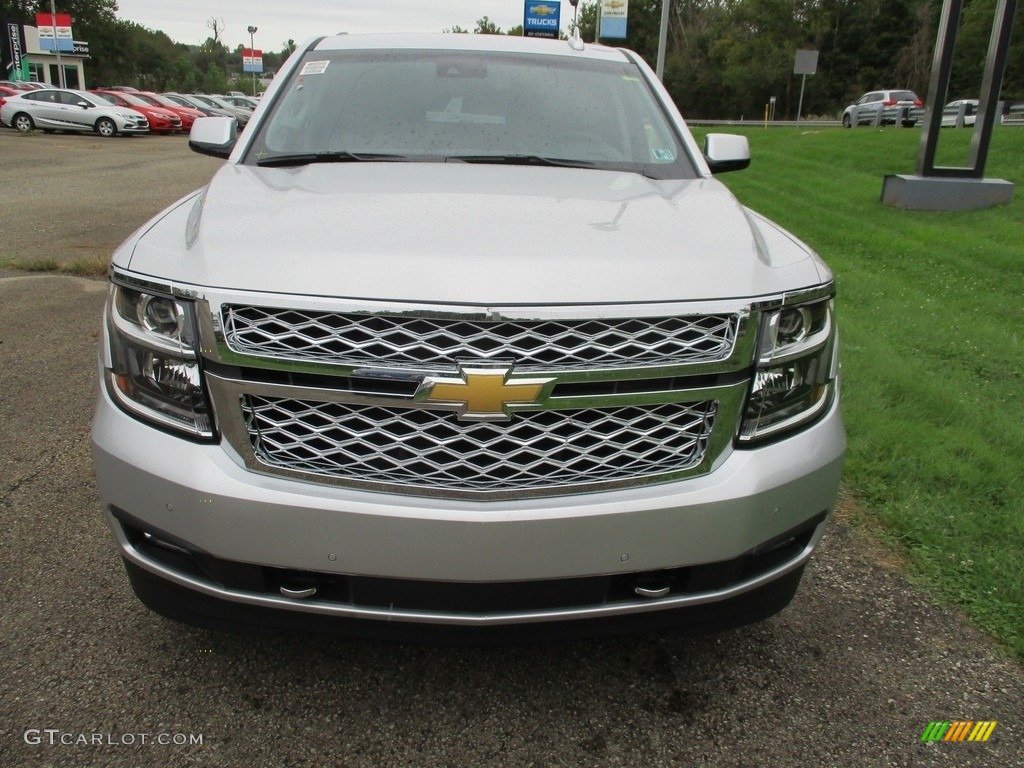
95,117,117,138
842,113,852,128
12,113,34,133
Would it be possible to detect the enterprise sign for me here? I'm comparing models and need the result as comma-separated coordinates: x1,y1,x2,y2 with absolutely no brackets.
523,2,561,39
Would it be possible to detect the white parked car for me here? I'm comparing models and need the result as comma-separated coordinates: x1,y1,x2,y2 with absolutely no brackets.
92,33,844,640
941,99,979,127
0,88,149,136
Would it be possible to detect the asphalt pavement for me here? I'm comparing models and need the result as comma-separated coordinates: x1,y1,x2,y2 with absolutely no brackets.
0,130,1022,768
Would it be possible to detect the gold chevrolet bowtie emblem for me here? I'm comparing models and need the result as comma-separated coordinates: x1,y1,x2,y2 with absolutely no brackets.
416,365,555,422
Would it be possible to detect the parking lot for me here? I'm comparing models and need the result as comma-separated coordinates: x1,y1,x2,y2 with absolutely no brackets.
0,129,220,266
1,129,1022,767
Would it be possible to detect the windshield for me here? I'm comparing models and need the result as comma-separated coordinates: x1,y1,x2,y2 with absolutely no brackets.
248,48,696,178
118,93,149,107
165,95,198,108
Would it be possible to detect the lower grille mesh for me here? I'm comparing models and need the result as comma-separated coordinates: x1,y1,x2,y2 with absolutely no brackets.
241,396,717,493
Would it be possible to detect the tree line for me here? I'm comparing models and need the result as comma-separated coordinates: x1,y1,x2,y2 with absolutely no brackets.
1,0,296,94
571,0,1024,119
2,0,1021,116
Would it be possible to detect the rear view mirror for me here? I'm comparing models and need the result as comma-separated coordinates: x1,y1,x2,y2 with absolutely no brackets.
703,133,751,174
189,116,238,158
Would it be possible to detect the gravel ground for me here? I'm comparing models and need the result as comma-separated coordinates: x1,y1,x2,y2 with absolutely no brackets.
0,129,1021,768
0,129,220,266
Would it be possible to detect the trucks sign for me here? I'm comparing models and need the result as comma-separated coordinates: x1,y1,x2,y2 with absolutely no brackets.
524,2,560,39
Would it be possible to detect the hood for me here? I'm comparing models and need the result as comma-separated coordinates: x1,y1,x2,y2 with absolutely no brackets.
126,162,826,306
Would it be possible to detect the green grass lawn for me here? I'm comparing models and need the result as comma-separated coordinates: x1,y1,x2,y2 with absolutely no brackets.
697,124,1024,660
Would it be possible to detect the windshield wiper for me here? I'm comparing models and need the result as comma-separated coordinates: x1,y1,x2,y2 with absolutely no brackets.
255,151,410,167
446,154,668,179
446,154,596,169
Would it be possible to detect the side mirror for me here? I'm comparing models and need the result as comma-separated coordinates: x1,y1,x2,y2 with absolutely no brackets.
703,133,751,174
189,116,238,158
77,101,92,109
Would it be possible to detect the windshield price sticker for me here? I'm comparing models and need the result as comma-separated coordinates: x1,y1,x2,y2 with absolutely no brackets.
300,61,330,76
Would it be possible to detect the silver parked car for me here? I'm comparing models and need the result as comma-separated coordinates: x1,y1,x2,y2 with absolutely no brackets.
186,93,252,127
92,33,844,640
161,92,236,121
218,94,260,110
1,88,149,136
842,89,924,127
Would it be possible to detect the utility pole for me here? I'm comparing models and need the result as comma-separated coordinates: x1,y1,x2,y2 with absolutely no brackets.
49,0,65,87
656,0,670,81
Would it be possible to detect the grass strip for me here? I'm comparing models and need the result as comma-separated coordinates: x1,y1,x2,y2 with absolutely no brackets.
2,254,109,277
698,125,1023,660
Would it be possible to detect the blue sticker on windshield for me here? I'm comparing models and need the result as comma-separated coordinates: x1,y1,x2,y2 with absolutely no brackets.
652,149,675,162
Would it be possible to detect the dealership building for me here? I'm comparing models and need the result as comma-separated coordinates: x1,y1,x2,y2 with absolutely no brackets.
4,19,90,89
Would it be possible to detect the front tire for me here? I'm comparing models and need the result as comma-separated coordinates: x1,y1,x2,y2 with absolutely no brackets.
13,113,34,133
95,117,117,138
842,113,852,128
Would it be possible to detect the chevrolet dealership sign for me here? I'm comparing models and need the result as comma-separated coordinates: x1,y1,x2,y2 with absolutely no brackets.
524,2,561,39
600,0,628,39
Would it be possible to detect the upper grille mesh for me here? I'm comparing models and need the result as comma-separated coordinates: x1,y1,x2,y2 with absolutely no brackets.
221,305,738,370
242,396,717,494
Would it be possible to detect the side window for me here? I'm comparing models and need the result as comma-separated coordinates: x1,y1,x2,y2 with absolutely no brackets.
58,92,83,106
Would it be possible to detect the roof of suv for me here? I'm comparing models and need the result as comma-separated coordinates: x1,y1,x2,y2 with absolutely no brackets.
311,32,626,63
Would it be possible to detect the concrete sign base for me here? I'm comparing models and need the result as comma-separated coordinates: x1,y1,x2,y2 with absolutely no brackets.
881,174,1014,211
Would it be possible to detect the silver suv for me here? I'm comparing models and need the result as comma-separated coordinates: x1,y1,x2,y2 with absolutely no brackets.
843,89,924,127
92,33,845,640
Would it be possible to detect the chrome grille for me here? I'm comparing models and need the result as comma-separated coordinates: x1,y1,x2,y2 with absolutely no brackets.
222,306,738,370
241,396,717,494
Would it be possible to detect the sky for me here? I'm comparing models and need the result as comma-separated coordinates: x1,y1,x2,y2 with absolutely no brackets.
114,0,581,53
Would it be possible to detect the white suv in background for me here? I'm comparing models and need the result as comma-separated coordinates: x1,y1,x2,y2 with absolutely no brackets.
843,89,924,127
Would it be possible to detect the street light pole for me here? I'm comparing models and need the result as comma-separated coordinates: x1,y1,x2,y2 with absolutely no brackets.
247,25,258,96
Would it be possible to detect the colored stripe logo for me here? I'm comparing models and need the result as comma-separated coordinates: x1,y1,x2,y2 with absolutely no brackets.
921,721,997,742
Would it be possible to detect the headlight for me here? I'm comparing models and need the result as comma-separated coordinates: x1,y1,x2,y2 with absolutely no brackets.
104,284,214,438
739,296,838,443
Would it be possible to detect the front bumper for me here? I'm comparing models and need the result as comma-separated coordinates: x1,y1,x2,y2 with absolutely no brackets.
92,379,845,633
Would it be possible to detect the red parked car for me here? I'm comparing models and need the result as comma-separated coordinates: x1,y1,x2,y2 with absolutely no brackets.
90,89,183,133
0,85,17,123
132,91,206,131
